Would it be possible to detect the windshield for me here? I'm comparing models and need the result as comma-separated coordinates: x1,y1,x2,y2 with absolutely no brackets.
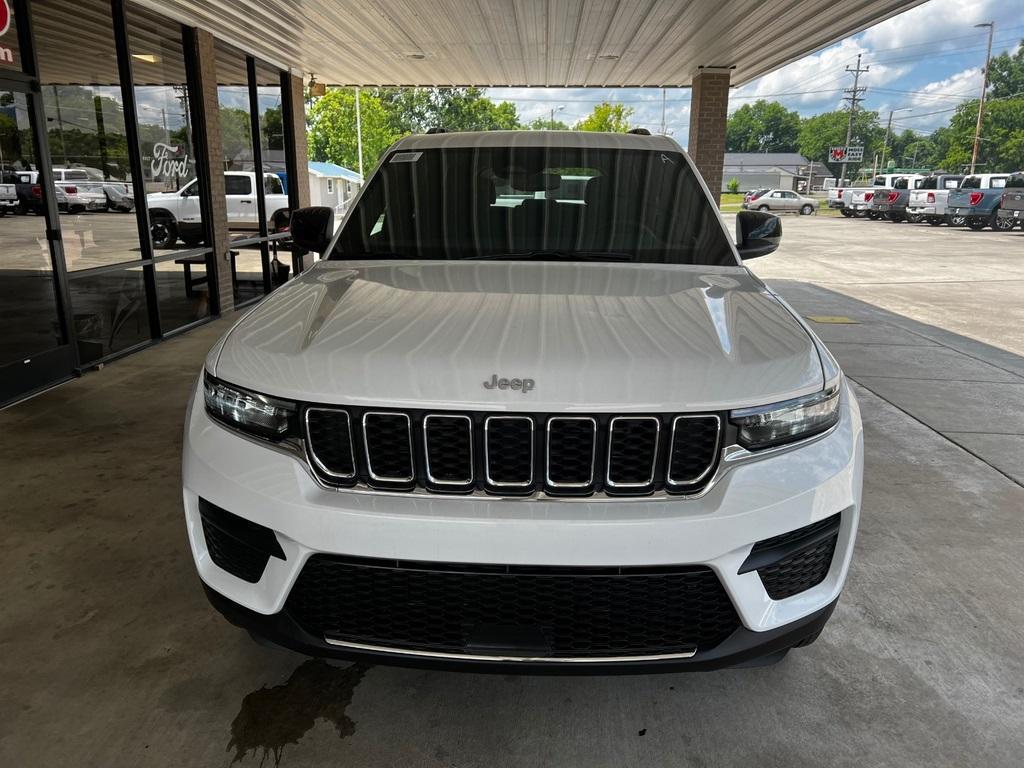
330,146,736,266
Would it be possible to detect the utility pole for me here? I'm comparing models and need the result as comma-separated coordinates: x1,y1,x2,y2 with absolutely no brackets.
879,108,912,172
970,21,995,175
660,88,667,135
840,54,868,185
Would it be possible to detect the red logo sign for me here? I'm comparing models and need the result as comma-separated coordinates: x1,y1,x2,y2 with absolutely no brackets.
0,0,10,38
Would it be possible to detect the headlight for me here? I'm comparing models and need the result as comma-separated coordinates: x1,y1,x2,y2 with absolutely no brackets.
203,372,296,441
730,385,840,450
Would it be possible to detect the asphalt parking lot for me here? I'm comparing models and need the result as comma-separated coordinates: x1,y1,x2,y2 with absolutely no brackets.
2,216,1022,767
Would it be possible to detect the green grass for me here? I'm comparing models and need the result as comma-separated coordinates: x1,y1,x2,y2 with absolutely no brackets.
719,193,744,210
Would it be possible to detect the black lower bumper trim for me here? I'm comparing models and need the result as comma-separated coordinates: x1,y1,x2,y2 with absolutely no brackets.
202,583,838,674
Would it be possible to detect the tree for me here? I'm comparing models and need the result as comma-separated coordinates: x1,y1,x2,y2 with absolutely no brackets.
726,178,740,194
308,88,397,173
726,100,801,152
529,116,569,130
574,102,634,132
797,109,883,178
375,87,521,134
987,41,1024,100
939,97,1024,172
219,107,253,169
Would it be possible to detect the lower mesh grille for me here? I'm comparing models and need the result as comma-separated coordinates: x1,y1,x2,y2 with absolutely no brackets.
758,533,838,599
286,555,741,658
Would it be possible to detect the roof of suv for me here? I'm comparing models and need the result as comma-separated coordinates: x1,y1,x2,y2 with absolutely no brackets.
390,130,683,153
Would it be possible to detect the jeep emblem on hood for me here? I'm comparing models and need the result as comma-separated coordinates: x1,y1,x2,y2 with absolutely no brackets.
483,374,535,393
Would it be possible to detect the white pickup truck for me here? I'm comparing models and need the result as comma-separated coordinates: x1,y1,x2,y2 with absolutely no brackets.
51,168,109,213
147,171,290,248
0,173,17,214
842,173,906,218
906,174,965,226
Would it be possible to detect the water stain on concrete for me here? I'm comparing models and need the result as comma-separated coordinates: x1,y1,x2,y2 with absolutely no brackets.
228,660,369,767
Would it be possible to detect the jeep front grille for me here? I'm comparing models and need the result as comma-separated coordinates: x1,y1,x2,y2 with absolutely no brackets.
305,407,722,497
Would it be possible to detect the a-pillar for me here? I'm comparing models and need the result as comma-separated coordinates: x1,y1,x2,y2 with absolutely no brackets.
687,67,731,204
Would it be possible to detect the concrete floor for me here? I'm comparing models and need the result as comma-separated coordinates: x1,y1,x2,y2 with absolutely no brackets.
3,217,1023,767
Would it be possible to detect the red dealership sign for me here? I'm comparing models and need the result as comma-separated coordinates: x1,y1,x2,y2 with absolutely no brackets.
0,0,10,37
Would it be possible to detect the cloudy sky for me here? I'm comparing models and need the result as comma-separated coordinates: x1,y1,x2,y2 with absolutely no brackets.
488,0,1023,147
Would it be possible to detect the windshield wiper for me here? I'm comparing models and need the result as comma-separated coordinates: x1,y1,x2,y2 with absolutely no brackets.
463,250,635,262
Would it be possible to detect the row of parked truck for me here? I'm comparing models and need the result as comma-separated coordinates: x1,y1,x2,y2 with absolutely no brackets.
0,168,134,215
826,171,1024,231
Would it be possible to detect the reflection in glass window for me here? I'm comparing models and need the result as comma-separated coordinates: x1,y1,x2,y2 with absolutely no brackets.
34,0,145,271
68,265,150,363
255,61,290,233
127,4,210,330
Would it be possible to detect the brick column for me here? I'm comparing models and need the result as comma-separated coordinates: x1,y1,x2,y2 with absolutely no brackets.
194,29,233,313
284,73,310,208
687,68,731,205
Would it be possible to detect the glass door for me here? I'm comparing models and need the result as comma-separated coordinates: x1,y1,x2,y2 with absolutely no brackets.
0,79,75,405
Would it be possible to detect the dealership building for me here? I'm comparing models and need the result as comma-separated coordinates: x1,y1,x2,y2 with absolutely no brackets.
1,0,913,406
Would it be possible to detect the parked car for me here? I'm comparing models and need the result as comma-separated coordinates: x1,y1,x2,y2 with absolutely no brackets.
868,174,925,222
843,174,905,218
75,167,135,212
184,130,863,671
51,168,109,213
906,173,965,226
996,172,1024,230
742,188,818,214
0,173,18,214
147,171,290,248
744,188,770,203
946,174,1013,230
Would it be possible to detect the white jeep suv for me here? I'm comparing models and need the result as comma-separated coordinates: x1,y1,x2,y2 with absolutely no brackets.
183,131,862,672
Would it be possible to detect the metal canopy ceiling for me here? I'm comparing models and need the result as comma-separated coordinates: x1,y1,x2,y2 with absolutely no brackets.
135,0,921,88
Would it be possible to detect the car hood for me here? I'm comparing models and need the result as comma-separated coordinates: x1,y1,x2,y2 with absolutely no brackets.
211,260,824,411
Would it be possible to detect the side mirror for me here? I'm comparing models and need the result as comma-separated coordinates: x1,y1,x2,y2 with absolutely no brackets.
289,206,334,254
735,210,782,260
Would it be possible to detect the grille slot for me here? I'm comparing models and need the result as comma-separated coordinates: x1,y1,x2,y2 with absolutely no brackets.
606,416,660,489
546,417,597,490
305,408,356,483
362,412,414,484
423,415,474,487
484,416,534,489
667,415,721,489
286,555,741,658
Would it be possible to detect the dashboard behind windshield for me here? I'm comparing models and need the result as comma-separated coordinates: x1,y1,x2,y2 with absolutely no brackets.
330,146,736,266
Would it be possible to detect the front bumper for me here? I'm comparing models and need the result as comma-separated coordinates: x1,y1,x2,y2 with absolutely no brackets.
183,377,863,669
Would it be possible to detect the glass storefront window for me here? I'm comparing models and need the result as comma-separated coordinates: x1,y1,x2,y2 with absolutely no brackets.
0,90,65,363
255,61,290,234
127,3,203,250
34,0,145,271
127,4,211,331
215,39,265,300
68,264,149,363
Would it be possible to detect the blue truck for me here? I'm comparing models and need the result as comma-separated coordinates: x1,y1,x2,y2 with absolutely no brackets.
946,173,1014,231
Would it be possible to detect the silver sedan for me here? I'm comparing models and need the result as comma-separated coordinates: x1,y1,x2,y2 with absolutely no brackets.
744,189,819,215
